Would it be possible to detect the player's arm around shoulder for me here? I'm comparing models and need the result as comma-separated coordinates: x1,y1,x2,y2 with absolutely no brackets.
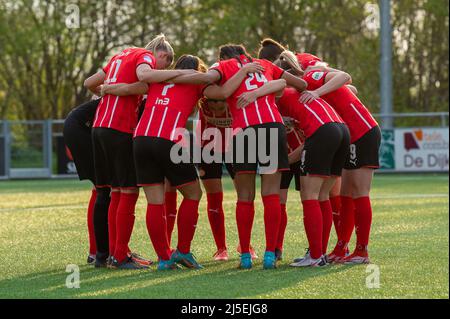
101,82,148,97
84,70,106,95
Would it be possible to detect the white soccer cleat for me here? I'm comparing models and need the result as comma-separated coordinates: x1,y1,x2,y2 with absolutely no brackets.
290,255,327,267
293,248,310,263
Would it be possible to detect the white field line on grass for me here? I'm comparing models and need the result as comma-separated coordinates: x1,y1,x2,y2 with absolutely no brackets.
0,193,448,213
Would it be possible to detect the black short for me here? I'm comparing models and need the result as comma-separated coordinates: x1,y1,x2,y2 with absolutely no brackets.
232,123,289,174
92,128,137,188
63,99,100,184
198,150,235,180
134,136,198,187
345,126,381,170
63,119,95,183
280,161,301,190
300,123,350,177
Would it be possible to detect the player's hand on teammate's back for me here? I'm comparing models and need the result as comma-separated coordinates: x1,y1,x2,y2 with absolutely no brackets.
241,62,265,75
237,91,258,109
299,90,319,104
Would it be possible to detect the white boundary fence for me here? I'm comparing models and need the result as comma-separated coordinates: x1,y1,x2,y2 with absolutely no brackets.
0,112,448,180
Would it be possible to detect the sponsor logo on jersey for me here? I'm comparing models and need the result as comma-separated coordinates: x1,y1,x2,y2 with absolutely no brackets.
144,55,153,64
312,72,324,81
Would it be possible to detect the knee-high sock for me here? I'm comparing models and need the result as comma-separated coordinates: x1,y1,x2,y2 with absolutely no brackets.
276,203,288,251
235,201,255,254
93,187,110,257
146,204,171,260
354,196,372,250
338,196,355,246
207,192,227,250
176,198,200,254
108,191,121,256
164,191,178,245
262,194,281,253
320,200,333,255
87,189,97,255
114,192,139,262
302,200,323,259
330,196,342,238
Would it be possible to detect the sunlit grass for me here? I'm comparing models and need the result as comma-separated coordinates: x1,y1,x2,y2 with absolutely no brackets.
0,174,448,299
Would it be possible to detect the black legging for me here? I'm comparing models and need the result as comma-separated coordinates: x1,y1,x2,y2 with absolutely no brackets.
94,187,111,260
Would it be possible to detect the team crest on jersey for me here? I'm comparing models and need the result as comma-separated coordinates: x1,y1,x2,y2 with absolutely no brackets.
144,55,153,64
312,72,324,80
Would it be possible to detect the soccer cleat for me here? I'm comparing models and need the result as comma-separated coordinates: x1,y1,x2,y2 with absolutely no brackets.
275,248,283,261
94,252,109,268
238,253,252,269
109,256,149,270
213,248,229,261
128,252,153,267
171,250,203,269
293,248,310,263
106,255,113,267
343,248,370,265
157,259,181,271
237,244,258,260
327,241,349,263
87,254,96,265
290,255,327,267
263,251,277,270
327,249,347,264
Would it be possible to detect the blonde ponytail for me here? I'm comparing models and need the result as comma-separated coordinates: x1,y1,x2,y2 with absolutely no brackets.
279,50,303,75
145,34,174,60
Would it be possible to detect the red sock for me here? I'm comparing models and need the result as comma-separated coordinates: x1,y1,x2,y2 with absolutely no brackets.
339,196,355,246
164,191,178,244
176,198,200,254
354,196,372,250
235,201,255,254
108,191,121,256
146,204,171,260
262,194,281,253
207,192,227,250
87,189,97,255
320,200,333,255
302,200,323,259
330,195,341,238
276,203,288,251
114,192,139,262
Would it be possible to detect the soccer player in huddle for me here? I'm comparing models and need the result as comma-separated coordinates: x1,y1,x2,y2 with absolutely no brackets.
170,44,307,269
281,50,381,264
84,34,194,269
196,98,234,261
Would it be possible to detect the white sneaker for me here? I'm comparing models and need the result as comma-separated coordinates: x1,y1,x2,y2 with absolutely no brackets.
293,248,310,263
290,255,327,267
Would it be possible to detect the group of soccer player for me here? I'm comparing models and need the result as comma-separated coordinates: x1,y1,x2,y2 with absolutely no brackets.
64,34,380,271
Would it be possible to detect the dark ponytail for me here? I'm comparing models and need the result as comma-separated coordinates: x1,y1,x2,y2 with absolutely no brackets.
257,38,286,62
174,54,207,73
218,44,252,63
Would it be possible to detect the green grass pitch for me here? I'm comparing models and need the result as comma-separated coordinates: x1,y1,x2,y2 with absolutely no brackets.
0,174,448,299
